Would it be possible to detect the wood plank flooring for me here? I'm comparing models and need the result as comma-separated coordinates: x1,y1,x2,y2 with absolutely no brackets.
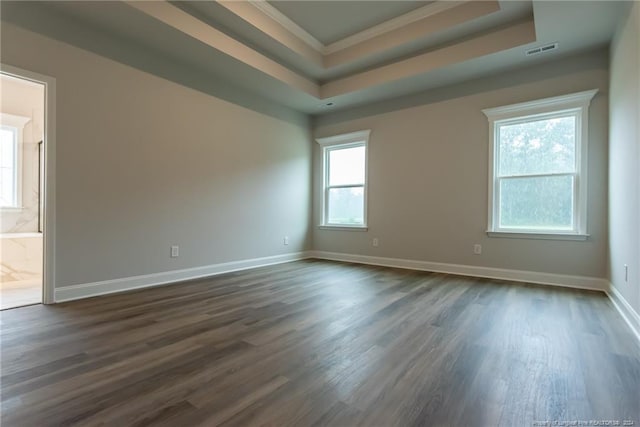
1,259,639,426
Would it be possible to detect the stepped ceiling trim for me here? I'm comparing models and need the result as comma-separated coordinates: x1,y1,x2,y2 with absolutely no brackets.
249,0,325,52
219,0,502,68
324,1,502,69
126,1,536,101
215,0,324,66
127,1,320,96
321,19,537,98
249,0,464,55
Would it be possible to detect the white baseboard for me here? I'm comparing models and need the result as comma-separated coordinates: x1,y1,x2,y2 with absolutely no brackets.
606,285,640,342
309,250,608,291
55,249,639,343
55,251,311,302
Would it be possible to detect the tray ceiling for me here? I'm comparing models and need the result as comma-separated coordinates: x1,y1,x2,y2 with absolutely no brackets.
268,1,428,45
1,1,626,115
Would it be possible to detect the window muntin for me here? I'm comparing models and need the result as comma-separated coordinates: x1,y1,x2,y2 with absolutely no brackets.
0,125,18,208
483,90,596,238
316,130,370,228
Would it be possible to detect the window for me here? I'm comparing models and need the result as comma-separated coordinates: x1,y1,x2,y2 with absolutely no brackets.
0,125,19,208
316,130,370,229
482,90,597,240
0,113,31,210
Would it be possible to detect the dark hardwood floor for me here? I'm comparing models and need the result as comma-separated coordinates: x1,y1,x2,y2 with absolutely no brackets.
1,259,639,426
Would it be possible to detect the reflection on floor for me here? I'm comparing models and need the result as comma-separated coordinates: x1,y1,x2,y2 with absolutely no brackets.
1,260,639,425
0,279,41,310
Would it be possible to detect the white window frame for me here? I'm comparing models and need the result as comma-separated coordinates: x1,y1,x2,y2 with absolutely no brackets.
316,130,370,230
482,89,597,240
0,113,31,211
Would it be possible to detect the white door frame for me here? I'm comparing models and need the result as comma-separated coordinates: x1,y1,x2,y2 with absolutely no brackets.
1,64,56,304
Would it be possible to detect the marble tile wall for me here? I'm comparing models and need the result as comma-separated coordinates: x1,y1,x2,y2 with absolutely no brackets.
0,235,42,283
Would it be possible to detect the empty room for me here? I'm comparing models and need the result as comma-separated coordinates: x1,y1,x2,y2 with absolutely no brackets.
0,0,638,426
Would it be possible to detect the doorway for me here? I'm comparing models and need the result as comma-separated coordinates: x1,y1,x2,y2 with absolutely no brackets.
0,66,55,309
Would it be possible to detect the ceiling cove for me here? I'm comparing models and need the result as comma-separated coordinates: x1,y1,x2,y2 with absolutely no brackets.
126,1,537,101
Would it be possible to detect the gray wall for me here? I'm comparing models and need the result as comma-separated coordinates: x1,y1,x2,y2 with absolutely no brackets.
0,16,622,294
313,50,609,279
1,23,313,287
609,2,640,313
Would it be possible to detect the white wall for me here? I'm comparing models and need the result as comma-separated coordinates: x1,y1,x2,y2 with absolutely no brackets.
609,2,640,318
313,51,609,281
0,23,312,288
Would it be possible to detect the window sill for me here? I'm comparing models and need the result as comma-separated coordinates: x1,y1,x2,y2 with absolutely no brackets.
486,231,589,241
319,225,368,232
0,207,24,213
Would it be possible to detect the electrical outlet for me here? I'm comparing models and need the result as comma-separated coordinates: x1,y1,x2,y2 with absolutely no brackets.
283,236,289,245
372,238,379,247
473,244,482,255
170,245,179,258
624,264,628,282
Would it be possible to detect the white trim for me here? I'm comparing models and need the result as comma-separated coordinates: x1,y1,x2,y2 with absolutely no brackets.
482,89,598,119
316,130,370,228
248,0,324,52
309,251,608,291
315,130,371,147
0,113,31,128
318,225,368,231
486,231,589,241
0,232,42,239
483,90,597,237
323,1,462,54
55,252,311,303
606,285,640,342
1,64,56,305
51,249,640,344
247,0,462,55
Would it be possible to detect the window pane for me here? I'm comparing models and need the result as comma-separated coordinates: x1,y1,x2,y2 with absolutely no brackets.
499,175,574,230
327,187,364,225
498,116,575,176
329,145,365,186
0,168,16,207
0,127,17,207
0,128,15,168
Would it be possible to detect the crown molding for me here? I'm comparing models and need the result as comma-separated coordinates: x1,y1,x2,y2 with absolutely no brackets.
323,1,465,55
247,0,468,56
248,0,324,52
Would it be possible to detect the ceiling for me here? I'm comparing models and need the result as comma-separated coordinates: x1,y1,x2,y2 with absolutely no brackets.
1,1,626,115
269,1,428,45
